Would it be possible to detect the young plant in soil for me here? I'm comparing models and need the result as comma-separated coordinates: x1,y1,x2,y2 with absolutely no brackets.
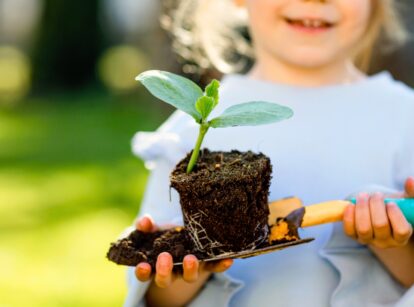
136,70,293,173
107,71,294,267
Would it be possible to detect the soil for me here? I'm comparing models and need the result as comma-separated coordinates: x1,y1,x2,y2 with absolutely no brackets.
170,149,272,256
107,149,293,269
107,224,301,269
107,227,205,268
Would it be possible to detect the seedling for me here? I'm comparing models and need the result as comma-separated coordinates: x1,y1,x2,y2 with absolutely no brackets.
136,70,294,173
107,71,296,266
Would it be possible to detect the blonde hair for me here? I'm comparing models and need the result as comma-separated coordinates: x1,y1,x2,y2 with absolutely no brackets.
161,0,409,74
355,0,409,71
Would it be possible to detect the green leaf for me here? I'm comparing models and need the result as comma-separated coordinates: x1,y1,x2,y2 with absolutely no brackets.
136,70,203,121
195,96,215,120
205,79,220,107
209,101,294,128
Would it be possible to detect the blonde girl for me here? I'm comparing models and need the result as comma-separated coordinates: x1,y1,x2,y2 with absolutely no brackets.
126,1,414,306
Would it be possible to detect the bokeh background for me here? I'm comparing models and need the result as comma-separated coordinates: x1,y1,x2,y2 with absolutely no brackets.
0,1,413,306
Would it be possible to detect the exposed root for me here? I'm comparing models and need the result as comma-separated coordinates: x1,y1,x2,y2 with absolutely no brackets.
183,211,225,256
184,211,269,256
243,222,268,251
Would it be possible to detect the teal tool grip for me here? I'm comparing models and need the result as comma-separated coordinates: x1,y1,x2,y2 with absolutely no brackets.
349,198,414,226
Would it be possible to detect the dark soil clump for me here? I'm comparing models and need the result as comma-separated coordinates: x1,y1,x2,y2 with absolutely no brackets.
108,149,274,267
107,227,206,268
170,149,272,256
106,226,299,269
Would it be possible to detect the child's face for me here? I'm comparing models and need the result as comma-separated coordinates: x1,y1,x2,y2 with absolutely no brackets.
241,0,371,68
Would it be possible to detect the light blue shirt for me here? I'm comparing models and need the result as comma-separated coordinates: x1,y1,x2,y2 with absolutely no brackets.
125,72,414,307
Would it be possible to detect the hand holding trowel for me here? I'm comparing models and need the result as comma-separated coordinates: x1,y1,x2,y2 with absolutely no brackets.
175,196,414,264
268,196,414,243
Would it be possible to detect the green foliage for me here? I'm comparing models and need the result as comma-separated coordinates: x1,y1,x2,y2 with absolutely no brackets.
0,91,169,306
136,70,294,173
209,101,293,128
136,70,203,122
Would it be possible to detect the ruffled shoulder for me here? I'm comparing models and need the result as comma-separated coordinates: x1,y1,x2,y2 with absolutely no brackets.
131,110,198,168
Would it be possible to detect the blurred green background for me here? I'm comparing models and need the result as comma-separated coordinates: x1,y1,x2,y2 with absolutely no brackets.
0,1,175,306
0,0,413,306
0,91,170,306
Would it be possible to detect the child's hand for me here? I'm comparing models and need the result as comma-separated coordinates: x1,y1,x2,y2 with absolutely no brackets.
133,216,233,288
343,192,413,248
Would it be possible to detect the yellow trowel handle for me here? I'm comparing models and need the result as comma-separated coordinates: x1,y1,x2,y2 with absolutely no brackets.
268,198,350,227
269,197,414,228
302,198,414,227
301,200,350,227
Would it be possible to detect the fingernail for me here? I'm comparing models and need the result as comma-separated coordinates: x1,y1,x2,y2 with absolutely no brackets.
357,193,367,200
187,260,195,268
137,265,148,274
143,214,154,224
158,253,171,268
159,259,168,268
142,214,150,221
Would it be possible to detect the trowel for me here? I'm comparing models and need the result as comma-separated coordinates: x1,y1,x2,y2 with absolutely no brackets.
187,197,414,265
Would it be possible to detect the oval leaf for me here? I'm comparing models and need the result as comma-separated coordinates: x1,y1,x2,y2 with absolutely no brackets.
209,101,293,128
136,70,202,121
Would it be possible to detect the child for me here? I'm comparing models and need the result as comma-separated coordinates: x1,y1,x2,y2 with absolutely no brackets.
126,1,414,306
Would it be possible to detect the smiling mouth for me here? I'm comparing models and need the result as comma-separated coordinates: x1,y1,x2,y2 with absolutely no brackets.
284,17,335,30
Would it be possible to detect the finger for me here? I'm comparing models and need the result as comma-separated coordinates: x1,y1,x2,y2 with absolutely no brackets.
135,215,156,232
205,259,233,273
182,255,199,283
155,252,174,288
404,177,414,198
355,193,373,244
135,262,152,282
343,204,356,239
369,193,391,240
387,202,413,244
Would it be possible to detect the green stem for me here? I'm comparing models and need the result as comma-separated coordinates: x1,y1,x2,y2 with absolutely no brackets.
187,123,209,173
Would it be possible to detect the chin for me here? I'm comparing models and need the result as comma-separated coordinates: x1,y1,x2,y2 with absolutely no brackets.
279,48,341,69
272,45,343,68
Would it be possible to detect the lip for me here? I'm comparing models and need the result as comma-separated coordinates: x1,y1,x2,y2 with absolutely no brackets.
283,16,336,34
